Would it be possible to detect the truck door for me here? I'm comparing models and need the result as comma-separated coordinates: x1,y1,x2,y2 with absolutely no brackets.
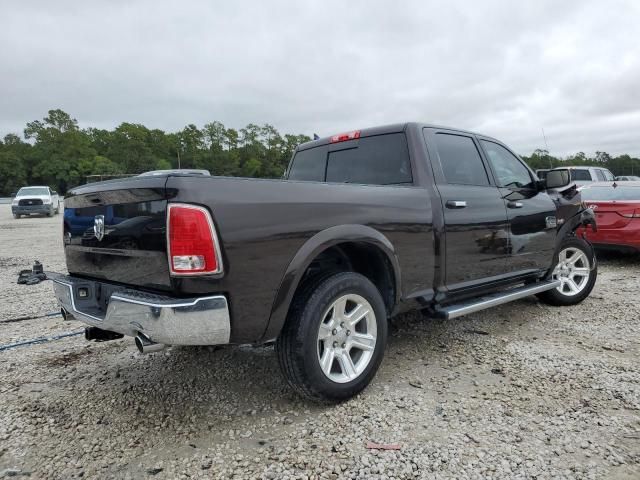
478,139,557,274
424,129,510,290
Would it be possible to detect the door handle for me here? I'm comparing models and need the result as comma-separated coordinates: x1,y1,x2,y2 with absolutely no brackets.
507,201,523,209
446,200,467,209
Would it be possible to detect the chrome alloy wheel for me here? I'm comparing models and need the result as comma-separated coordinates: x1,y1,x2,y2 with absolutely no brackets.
316,294,377,383
552,247,591,296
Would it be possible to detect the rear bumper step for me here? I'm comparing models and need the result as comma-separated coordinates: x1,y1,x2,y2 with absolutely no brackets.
433,280,561,320
50,273,231,346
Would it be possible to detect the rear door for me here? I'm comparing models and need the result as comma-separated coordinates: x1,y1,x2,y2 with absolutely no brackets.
424,128,509,290
478,139,557,274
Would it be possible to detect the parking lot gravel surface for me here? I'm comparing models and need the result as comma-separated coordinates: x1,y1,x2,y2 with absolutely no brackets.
0,204,639,479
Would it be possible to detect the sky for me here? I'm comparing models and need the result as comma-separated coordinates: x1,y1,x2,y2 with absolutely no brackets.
1,0,639,157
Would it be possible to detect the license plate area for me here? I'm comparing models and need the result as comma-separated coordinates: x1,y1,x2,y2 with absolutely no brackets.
70,280,125,320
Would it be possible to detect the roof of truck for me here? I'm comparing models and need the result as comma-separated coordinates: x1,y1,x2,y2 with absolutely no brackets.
297,122,498,151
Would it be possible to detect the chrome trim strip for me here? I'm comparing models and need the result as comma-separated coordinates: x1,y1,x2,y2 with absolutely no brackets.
441,280,561,319
108,293,223,309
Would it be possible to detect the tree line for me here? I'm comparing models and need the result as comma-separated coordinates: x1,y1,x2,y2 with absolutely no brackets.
1,109,639,195
0,109,310,195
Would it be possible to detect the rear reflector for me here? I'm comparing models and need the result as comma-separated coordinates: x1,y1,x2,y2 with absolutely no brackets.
330,130,360,143
167,204,222,275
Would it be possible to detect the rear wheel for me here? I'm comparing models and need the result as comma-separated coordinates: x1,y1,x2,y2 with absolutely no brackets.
276,272,388,402
537,237,597,306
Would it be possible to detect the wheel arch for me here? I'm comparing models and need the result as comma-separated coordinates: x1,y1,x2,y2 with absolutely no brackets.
262,224,402,341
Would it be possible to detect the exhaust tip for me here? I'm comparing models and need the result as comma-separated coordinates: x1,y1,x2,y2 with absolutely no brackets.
134,335,144,353
135,333,166,354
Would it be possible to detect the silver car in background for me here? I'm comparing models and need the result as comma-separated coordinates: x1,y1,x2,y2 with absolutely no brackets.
11,186,61,218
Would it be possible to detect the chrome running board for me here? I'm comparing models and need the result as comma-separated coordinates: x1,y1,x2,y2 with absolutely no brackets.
434,280,561,320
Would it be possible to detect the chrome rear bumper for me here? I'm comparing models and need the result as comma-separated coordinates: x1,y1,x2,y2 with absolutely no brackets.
51,273,230,345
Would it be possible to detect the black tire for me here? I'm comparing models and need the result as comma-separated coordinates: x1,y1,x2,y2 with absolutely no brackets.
537,236,597,306
54,202,60,214
13,214,20,219
47,207,54,217
276,271,388,402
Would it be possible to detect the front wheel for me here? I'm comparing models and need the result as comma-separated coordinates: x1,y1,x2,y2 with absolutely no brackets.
276,272,388,402
537,237,597,306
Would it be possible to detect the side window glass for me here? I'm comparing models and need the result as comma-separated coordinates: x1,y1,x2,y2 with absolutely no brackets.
433,134,489,186
603,170,615,181
595,170,606,181
480,140,533,188
571,169,591,181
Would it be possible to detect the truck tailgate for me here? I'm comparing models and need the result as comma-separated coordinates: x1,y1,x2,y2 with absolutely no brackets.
63,177,171,291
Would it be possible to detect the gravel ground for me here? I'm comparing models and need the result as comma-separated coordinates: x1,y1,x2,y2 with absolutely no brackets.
0,204,639,479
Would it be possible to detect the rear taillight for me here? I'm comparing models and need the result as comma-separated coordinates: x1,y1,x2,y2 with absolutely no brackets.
330,130,360,143
167,204,222,275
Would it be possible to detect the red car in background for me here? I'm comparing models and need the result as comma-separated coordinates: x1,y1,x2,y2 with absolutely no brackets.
579,182,640,252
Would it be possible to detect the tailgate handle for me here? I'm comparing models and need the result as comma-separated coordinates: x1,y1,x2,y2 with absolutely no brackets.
446,200,467,209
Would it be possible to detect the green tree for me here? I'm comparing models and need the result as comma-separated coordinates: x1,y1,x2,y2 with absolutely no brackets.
24,109,97,192
106,123,160,173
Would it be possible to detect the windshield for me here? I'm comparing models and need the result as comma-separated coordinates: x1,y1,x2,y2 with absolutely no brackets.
17,187,49,196
580,185,640,201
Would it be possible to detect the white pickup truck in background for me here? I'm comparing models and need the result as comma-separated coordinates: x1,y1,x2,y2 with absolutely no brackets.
11,186,61,218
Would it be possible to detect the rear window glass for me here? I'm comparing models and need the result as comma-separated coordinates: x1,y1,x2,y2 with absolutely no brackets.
326,133,412,185
288,147,327,182
570,169,592,181
580,186,640,201
435,134,489,186
288,133,412,186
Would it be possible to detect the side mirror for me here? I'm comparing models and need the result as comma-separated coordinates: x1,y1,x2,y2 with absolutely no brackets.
10,192,17,197
545,169,571,189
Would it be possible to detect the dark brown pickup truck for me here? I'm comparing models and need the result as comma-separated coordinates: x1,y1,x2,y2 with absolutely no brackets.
52,122,597,401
